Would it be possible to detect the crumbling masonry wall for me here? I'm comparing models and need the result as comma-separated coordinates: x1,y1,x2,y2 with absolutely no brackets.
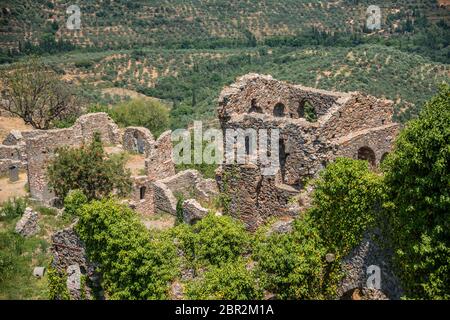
24,113,121,204
217,74,400,230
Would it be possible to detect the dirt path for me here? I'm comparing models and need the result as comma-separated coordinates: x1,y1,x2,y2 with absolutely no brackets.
0,116,32,141
0,172,28,204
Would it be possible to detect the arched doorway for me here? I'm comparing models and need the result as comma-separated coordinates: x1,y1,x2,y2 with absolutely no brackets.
357,146,376,167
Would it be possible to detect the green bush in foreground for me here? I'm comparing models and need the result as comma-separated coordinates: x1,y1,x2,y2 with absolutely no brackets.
253,217,341,299
173,214,251,267
186,259,262,300
76,199,178,299
382,85,450,299
309,158,384,257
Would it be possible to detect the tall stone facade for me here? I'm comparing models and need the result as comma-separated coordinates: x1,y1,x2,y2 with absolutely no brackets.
217,74,400,230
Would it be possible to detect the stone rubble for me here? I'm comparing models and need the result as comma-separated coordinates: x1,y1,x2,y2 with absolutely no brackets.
14,207,40,237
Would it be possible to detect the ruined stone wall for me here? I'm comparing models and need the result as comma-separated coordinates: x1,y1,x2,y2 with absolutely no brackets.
72,113,121,145
153,169,219,215
318,93,396,141
123,127,155,156
0,144,24,175
25,113,121,204
217,164,298,231
51,226,96,277
333,124,399,166
146,130,175,181
129,176,155,215
218,73,343,122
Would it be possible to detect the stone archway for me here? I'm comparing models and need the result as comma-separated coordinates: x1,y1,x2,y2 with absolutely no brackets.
357,146,376,166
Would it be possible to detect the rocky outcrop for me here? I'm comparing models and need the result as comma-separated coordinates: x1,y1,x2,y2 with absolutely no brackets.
15,207,40,237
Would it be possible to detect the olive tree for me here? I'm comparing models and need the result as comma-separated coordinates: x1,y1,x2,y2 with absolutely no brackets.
0,57,79,129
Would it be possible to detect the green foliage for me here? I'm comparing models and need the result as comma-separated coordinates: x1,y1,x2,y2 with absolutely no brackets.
304,100,318,122
382,85,450,299
110,99,170,137
309,158,384,256
0,197,27,221
187,214,249,267
186,259,262,300
63,190,88,218
0,231,25,283
75,199,178,299
47,132,132,201
0,228,51,299
171,213,250,271
47,267,70,300
253,217,341,299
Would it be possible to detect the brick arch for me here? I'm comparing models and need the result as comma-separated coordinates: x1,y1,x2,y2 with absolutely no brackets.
357,146,376,166
273,102,286,117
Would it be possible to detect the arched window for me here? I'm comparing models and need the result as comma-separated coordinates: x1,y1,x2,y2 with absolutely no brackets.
249,98,263,113
357,147,376,166
298,100,317,121
140,186,147,200
273,103,285,117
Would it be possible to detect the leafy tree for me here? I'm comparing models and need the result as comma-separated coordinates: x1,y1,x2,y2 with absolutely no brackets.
111,98,170,137
309,158,384,257
63,190,88,218
75,199,178,299
253,217,341,299
0,57,80,129
47,133,132,201
382,85,450,299
186,259,262,299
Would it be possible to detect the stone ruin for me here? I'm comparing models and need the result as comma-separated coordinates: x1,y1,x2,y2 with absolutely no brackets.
0,112,216,217
217,74,400,231
0,74,403,299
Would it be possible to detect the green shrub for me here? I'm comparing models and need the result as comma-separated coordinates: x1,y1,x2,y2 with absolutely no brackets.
178,214,250,267
47,132,132,201
0,231,25,283
186,259,262,300
0,197,27,221
111,98,170,137
253,217,341,299
64,189,88,217
76,199,178,299
47,267,70,300
309,158,384,257
382,85,450,299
